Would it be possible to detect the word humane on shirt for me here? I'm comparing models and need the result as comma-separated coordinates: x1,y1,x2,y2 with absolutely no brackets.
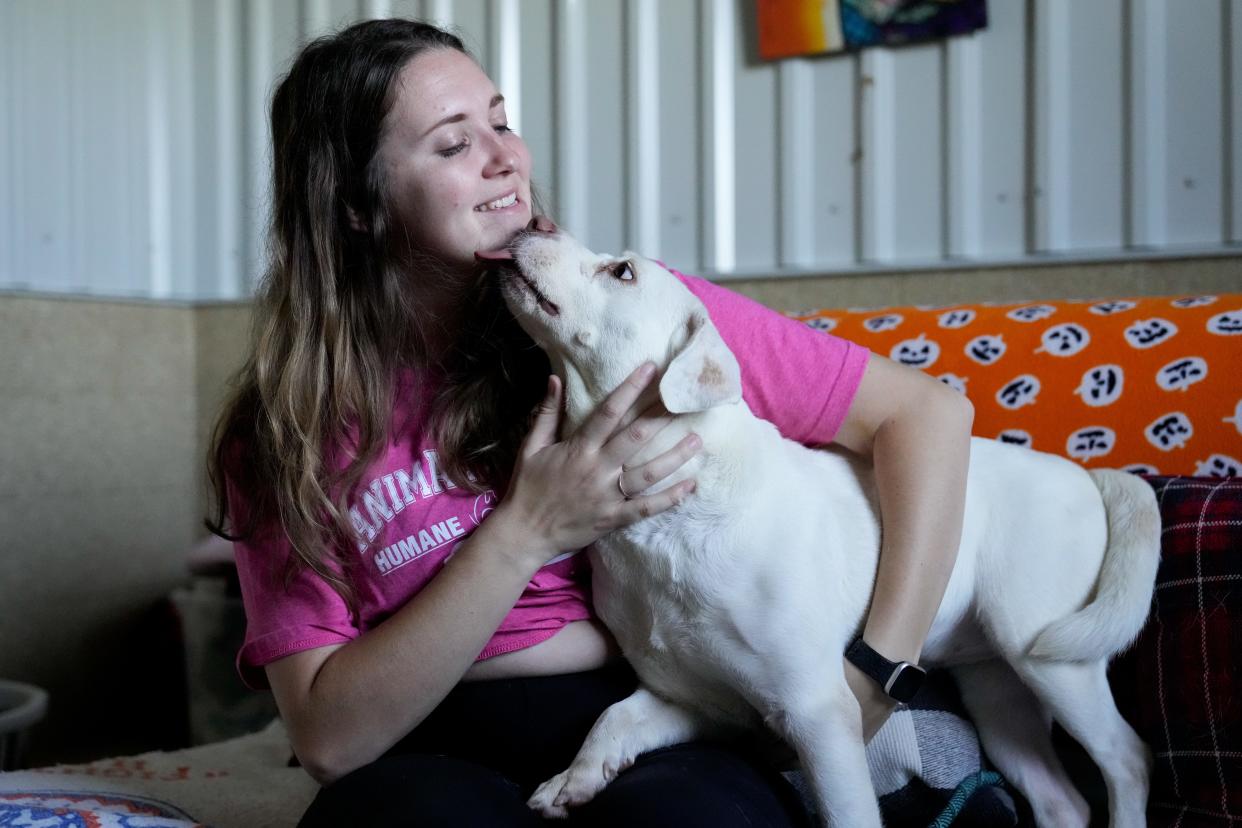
372,515,468,574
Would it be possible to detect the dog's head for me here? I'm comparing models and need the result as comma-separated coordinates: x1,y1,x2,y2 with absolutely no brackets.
478,222,742,427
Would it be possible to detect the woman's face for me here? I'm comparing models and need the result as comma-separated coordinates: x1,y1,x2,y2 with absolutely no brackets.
378,48,533,271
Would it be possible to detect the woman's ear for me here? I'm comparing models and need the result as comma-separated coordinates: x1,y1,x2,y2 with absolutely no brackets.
346,205,368,233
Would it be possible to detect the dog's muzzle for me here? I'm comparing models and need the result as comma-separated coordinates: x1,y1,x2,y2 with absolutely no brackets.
475,218,562,317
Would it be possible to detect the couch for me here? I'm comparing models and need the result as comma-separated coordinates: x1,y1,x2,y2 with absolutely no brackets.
1,291,1238,827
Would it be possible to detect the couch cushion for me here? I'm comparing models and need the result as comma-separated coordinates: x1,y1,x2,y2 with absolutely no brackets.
0,719,316,828
1109,476,1242,827
793,294,1242,475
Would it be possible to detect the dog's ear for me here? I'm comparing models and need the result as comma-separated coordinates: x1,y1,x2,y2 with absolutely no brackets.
659,314,743,413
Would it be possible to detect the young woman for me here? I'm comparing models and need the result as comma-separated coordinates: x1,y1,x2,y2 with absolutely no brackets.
208,18,973,827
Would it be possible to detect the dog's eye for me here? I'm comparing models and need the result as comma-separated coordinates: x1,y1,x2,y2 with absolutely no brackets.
611,261,635,282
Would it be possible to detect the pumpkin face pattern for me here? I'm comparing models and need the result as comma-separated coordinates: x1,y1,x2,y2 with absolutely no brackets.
1039,323,1090,357
1075,365,1125,408
796,294,1242,475
1207,309,1242,335
891,335,940,368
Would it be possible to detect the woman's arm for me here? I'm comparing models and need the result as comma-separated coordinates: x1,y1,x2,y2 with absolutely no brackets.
266,505,553,784
267,365,699,784
832,353,974,740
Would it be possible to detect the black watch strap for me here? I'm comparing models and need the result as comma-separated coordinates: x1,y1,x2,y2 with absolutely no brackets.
845,638,927,703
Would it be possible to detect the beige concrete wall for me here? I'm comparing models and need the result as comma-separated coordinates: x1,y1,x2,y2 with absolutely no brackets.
193,304,253,510
724,254,1242,311
1,253,1238,763
0,294,201,763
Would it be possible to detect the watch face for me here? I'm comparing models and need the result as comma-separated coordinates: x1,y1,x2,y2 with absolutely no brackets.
887,664,925,703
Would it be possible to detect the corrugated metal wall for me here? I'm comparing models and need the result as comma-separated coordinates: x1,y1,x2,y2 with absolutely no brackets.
2,0,1239,301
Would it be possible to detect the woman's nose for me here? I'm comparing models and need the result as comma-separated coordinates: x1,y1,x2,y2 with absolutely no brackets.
482,133,518,177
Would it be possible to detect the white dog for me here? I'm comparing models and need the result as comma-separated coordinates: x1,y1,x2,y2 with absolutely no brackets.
489,227,1161,828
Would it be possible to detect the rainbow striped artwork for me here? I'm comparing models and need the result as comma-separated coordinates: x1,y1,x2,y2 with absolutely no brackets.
757,0,988,60
755,0,845,60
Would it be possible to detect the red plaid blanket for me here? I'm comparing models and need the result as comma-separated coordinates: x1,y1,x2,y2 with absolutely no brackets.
1110,476,1242,828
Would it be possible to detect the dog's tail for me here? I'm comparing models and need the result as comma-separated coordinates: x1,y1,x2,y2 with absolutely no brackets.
1027,470,1161,662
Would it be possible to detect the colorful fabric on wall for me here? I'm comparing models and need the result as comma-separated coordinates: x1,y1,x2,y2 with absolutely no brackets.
757,0,988,60
756,0,846,58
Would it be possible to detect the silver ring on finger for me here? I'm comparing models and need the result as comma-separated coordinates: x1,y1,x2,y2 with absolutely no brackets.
617,469,633,500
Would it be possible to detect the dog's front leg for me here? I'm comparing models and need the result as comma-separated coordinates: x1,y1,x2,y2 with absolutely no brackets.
527,686,713,818
770,681,882,828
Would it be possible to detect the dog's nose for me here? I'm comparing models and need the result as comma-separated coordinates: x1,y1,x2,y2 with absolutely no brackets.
527,215,558,234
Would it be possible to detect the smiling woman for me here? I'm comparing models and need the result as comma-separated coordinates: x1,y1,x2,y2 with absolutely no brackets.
203,17,818,827
204,15,972,828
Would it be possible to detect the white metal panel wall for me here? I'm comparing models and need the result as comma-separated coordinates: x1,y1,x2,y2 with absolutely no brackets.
779,53,857,268
1131,0,1228,247
0,0,9,291
653,0,701,270
581,0,626,254
1161,3,1224,245
1233,0,1242,243
2,0,1239,300
861,45,947,262
13,1,67,294
1035,0,1127,252
515,0,555,212
730,2,780,271
947,0,1026,258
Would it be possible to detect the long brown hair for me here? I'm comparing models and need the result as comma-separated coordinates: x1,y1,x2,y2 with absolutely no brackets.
206,19,543,613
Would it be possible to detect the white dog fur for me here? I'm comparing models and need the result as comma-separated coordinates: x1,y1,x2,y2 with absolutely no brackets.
494,229,1161,828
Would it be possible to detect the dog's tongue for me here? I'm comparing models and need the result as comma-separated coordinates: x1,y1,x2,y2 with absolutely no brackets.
474,247,514,263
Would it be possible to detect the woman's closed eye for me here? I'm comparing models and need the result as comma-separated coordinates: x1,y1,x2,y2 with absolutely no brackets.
437,125,513,158
439,140,468,158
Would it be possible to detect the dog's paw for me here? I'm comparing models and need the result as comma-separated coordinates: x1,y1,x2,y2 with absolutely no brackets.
527,757,632,818
528,771,574,819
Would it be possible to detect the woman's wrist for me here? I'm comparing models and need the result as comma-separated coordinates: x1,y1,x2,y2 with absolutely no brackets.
479,500,560,573
858,623,924,665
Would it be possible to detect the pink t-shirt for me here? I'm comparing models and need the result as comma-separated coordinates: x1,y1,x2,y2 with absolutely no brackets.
231,272,869,688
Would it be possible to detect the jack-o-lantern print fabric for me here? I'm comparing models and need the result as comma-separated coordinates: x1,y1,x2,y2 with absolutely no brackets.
794,294,1242,476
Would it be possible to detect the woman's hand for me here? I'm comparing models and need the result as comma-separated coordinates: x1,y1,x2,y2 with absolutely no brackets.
492,362,702,570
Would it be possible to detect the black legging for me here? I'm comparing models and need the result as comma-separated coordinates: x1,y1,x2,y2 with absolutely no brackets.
298,660,813,827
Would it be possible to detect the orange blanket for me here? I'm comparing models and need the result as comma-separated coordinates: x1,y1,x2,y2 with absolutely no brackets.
794,294,1242,476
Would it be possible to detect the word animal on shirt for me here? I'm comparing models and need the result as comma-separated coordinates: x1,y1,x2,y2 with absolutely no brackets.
347,448,462,544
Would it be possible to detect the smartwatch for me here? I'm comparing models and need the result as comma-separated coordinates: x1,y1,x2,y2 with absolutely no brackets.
845,638,927,703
